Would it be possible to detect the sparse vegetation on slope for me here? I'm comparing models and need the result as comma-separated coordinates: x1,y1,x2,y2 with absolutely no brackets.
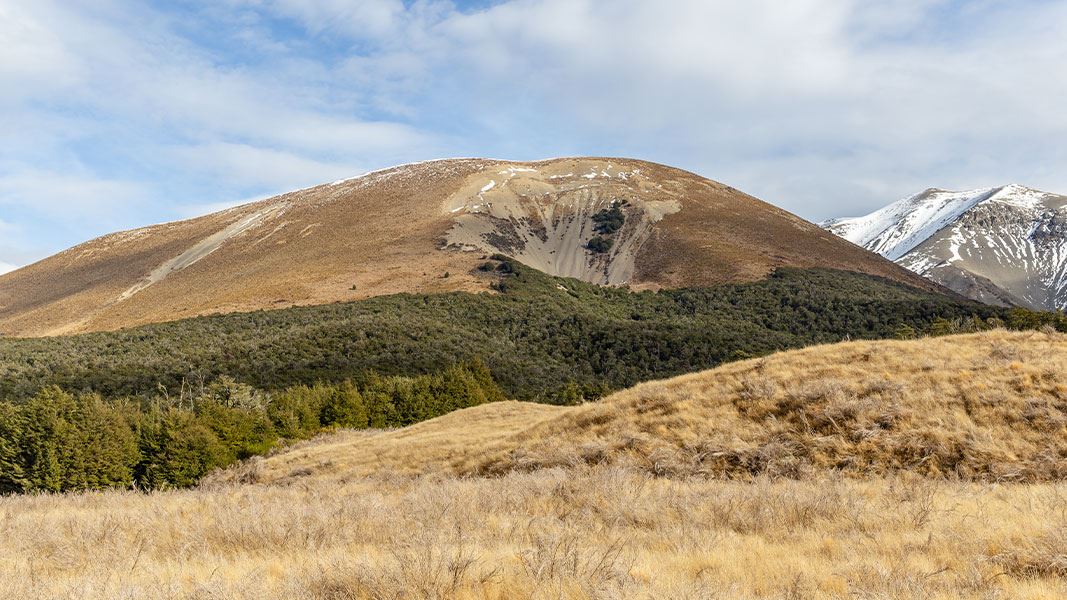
0,158,947,337
0,259,1043,406
586,201,627,253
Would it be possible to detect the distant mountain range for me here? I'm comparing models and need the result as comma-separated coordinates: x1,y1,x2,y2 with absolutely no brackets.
824,184,1067,311
0,157,932,337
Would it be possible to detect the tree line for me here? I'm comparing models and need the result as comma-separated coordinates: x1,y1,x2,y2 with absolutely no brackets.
0,362,503,493
2,260,1053,407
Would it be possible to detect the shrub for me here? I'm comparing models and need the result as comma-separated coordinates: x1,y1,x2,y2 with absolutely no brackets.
0,388,138,493
592,203,626,234
319,381,369,428
587,237,613,253
268,385,325,439
137,408,230,489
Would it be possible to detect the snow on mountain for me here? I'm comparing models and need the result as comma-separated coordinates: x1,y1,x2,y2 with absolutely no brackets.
822,187,1000,260
823,185,1067,311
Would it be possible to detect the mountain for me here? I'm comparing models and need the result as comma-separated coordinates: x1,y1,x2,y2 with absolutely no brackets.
0,158,934,337
823,184,1067,310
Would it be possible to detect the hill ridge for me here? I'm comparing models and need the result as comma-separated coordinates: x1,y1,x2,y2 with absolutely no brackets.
0,157,937,336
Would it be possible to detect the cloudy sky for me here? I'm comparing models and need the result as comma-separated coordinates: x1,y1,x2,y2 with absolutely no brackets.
2,0,1065,271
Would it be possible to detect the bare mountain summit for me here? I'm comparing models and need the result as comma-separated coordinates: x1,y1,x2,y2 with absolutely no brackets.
824,184,1067,310
0,158,933,336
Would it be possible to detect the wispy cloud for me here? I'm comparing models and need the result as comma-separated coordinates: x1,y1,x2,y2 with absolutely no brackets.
1,0,1065,268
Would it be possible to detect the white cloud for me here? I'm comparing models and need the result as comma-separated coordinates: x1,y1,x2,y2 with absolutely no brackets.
0,0,442,257
168,142,365,190
0,2,83,101
405,0,1067,218
0,166,146,220
2,0,1067,264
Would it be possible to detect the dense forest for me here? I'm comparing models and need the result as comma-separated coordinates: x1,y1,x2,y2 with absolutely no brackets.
0,258,1062,405
1,258,1064,493
0,362,503,493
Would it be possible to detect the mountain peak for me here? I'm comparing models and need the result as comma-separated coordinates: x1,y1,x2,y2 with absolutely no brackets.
0,157,931,337
824,183,1067,310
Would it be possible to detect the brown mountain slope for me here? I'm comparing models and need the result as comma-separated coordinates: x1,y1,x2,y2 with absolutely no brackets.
0,157,938,336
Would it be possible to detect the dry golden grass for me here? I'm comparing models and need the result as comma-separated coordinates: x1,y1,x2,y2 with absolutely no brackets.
238,329,1067,485
2,469,1065,598
1,331,1065,598
471,329,1067,482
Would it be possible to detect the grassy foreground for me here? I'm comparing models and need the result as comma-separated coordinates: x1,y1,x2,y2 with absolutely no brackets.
1,331,1064,598
1,470,1064,598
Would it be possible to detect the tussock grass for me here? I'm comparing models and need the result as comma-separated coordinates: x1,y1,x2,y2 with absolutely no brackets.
2,331,1065,598
237,330,1067,484
472,330,1067,481
1,468,1065,598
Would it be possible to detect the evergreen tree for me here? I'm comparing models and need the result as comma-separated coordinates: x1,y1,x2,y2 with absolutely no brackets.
0,403,26,493
319,381,369,428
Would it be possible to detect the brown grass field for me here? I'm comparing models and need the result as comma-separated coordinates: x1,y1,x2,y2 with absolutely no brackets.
1,330,1064,598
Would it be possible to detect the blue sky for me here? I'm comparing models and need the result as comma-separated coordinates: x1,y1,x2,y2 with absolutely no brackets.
2,0,1066,272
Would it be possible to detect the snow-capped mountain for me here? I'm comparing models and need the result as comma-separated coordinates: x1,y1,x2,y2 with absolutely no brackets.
823,184,1067,311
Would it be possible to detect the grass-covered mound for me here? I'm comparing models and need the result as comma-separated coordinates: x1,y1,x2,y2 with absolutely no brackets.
471,330,1067,482
237,331,1067,485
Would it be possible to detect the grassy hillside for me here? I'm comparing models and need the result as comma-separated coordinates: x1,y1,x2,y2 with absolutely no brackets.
0,258,1033,405
2,332,1065,599
0,158,945,337
224,330,1067,485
